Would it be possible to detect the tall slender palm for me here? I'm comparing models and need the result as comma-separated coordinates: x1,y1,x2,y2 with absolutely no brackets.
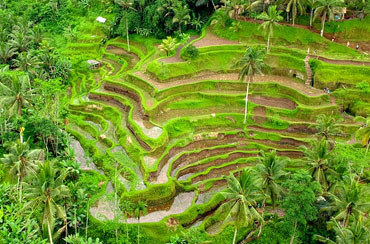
0,43,16,64
23,161,70,244
258,5,283,53
314,0,343,36
234,47,269,124
311,113,342,141
172,4,191,33
256,150,287,209
356,118,370,155
134,201,147,244
300,138,337,191
121,200,134,239
0,74,35,117
306,0,319,27
115,0,136,52
322,175,370,228
314,217,370,244
0,141,44,202
285,0,305,26
221,169,264,244
9,30,32,52
13,51,40,72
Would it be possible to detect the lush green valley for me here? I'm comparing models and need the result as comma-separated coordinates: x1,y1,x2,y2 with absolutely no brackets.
0,0,369,243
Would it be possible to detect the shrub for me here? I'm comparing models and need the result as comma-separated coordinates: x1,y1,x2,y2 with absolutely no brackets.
181,44,199,61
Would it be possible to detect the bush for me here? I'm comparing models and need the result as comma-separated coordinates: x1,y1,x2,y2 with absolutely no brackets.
181,44,199,61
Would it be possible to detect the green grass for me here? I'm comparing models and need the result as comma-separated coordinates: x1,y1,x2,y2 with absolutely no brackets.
211,18,368,61
311,59,370,89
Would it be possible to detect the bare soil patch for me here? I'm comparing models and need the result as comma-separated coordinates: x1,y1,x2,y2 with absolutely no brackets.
193,32,239,48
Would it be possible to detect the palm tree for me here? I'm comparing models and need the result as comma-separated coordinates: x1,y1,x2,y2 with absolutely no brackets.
159,36,177,56
285,0,305,26
23,161,70,244
9,30,31,52
356,118,370,155
314,217,370,244
314,0,343,37
121,200,134,239
311,113,342,141
300,138,337,191
115,0,136,52
322,175,370,228
0,74,35,117
0,43,16,64
172,4,191,33
221,169,264,244
134,200,147,244
234,47,269,124
258,5,283,53
306,0,319,27
13,51,40,72
0,141,44,202
256,150,287,209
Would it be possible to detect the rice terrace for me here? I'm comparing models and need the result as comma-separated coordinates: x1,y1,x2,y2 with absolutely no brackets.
0,0,370,244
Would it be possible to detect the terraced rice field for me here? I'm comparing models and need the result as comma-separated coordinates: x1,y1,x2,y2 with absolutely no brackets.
66,30,361,234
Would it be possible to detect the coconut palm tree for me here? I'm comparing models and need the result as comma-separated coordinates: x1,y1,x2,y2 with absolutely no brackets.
0,74,35,117
258,5,283,53
322,175,370,228
256,150,287,209
314,217,370,244
356,118,370,155
9,30,32,52
221,169,264,244
121,200,134,239
234,46,269,124
0,43,16,64
285,0,305,26
13,51,40,72
115,0,136,52
311,113,342,141
314,0,343,36
172,4,191,33
134,200,147,244
23,161,70,244
159,36,177,56
0,141,44,202
300,138,337,191
306,0,319,27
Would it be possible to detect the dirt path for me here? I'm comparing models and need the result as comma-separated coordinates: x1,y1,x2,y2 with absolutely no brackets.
308,54,370,66
193,32,239,48
135,71,324,96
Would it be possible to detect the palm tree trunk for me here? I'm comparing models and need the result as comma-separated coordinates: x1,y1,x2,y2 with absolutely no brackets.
320,11,326,37
232,227,238,244
126,14,130,52
267,33,270,53
289,221,297,244
17,175,21,203
211,0,216,10
137,217,140,244
243,76,252,124
85,200,89,242
310,8,314,28
48,221,54,244
179,21,182,33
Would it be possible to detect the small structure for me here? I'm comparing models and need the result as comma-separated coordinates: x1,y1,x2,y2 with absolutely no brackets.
87,59,101,69
96,16,106,23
